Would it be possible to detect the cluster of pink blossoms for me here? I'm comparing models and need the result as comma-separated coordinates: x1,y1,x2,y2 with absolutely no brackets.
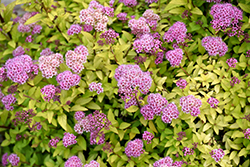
226,58,238,68
84,160,100,167
145,0,158,4
210,149,225,162
230,76,240,87
163,21,187,43
67,24,82,36
4,153,20,166
119,0,137,7
153,156,173,167
79,1,114,31
165,48,183,67
17,12,41,33
142,131,154,144
140,93,168,120
97,29,119,46
65,156,83,167
125,139,144,157
74,111,111,145
161,103,179,123
5,55,38,84
133,33,162,55
176,78,188,89
155,51,164,65
13,46,25,57
142,9,160,31
180,95,202,117
48,137,60,148
207,97,219,108
40,48,54,56
183,147,194,156
65,45,88,73
115,65,152,109
89,82,104,94
243,128,250,139
63,132,77,147
83,24,93,32
1,94,16,111
2,153,8,166
56,71,81,90
38,53,64,78
202,36,228,56
205,0,221,3
41,84,60,101
13,109,36,127
117,13,128,23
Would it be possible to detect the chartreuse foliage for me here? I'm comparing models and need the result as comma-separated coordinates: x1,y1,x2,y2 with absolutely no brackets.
0,0,250,166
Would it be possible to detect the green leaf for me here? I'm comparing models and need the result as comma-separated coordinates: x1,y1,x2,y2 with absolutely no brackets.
169,7,186,14
131,127,140,134
58,114,67,131
4,1,16,22
190,7,203,15
47,111,53,124
25,14,44,25
126,105,139,113
77,136,87,150
239,3,250,13
122,31,132,41
149,120,158,133
16,0,32,4
1,140,10,146
119,122,131,129
86,102,101,110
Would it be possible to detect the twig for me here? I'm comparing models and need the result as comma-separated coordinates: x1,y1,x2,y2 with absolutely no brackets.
179,65,190,76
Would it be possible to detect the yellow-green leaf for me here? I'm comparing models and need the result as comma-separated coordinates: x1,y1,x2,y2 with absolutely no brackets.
58,114,67,131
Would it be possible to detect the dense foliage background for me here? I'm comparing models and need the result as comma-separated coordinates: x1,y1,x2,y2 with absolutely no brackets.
0,0,250,166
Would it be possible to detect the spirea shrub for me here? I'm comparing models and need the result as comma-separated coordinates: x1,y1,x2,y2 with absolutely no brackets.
1,0,250,166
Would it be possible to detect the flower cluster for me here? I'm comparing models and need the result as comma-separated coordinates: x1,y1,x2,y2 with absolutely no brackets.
13,109,36,126
38,53,64,78
65,156,83,167
176,78,188,89
205,0,221,3
17,12,39,33
65,45,88,73
142,9,160,31
48,137,60,148
142,131,154,144
13,46,25,57
97,29,119,46
67,24,82,35
177,131,186,141
145,0,158,4
40,48,53,56
0,67,8,82
41,85,60,101
125,139,144,157
2,153,8,166
207,97,219,108
155,51,164,65
128,17,150,35
243,128,250,139
226,58,238,68
165,48,183,67
56,71,81,90
202,36,228,57
163,21,187,43
63,132,77,147
84,160,100,167
246,50,250,57
117,13,128,23
1,94,16,111
133,33,162,55
102,142,113,153
180,95,202,117
182,10,192,19
25,35,33,43
74,111,111,145
119,0,137,7
5,55,38,84
89,82,104,94
141,93,168,120
74,111,85,121
115,64,152,109
32,25,42,35
83,24,93,32
183,147,194,156
79,1,114,31
230,76,240,87
153,156,173,167
161,103,179,123
210,149,225,162
7,154,20,166
173,161,184,167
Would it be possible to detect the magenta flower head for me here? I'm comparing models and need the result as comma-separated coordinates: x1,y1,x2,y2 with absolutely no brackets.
40,48,53,56
183,147,194,156
142,131,154,144
163,21,187,43
161,103,179,123
117,13,128,22
153,156,173,167
1,94,16,111
65,156,83,167
13,46,25,57
2,153,8,166
84,160,100,167
207,97,219,108
48,137,60,148
243,128,250,139
41,84,57,102
67,24,82,36
176,78,188,89
180,95,202,117
210,149,225,162
7,154,20,166
205,0,221,3
89,82,104,94
128,17,150,35
226,58,238,68
125,139,144,158
63,132,77,147
119,0,137,7
56,71,80,90
165,48,183,67
74,111,85,121
202,36,228,57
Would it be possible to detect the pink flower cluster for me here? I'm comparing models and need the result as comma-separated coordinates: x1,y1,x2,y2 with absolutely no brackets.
83,24,93,32
145,0,158,4
5,55,38,84
142,9,160,31
161,103,179,123
115,65,152,109
13,46,25,57
246,50,250,57
205,0,221,3
56,71,81,90
183,147,194,156
142,131,154,144
67,24,82,35
2,153,8,166
97,29,119,46
207,97,219,108
48,137,60,148
0,67,8,82
133,33,162,55
117,13,128,23
165,48,183,67
41,84,59,101
13,109,36,126
65,45,88,73
173,161,184,167
201,36,228,56
38,53,64,78
226,58,238,68
210,3,242,31
125,139,144,157
40,48,53,56
176,78,188,89
1,94,16,111
155,52,164,65
103,142,113,152
89,82,104,94
79,1,114,31
243,128,250,139
84,160,100,167
129,17,150,35
17,12,38,33
7,154,20,166
63,132,77,147
210,149,225,162
119,0,137,7
163,21,187,43
180,95,202,117
65,156,83,167
141,93,168,120
230,76,240,87
32,25,42,35
74,111,111,145
153,156,173,167
177,131,186,141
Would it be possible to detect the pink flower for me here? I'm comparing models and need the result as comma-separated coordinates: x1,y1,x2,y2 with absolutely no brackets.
63,132,77,147
226,58,238,68
210,149,225,162
2,153,8,166
67,24,82,35
161,103,179,123
180,95,202,117
13,46,25,57
207,97,219,108
65,156,83,167
163,21,187,43
176,78,187,89
142,131,154,144
56,71,80,90
125,139,144,157
243,128,250,139
84,160,100,167
202,36,228,56
7,154,20,166
165,48,183,67
153,156,173,167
